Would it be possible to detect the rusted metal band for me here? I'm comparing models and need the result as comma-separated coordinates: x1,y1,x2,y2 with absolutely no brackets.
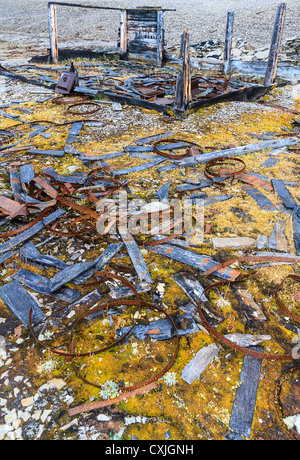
153,138,203,160
198,278,297,362
204,157,246,183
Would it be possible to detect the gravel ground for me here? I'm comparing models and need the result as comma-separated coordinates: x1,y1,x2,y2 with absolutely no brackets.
0,0,299,59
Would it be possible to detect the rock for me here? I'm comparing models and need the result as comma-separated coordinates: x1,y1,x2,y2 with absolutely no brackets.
256,235,268,250
211,237,256,250
283,414,300,434
0,424,14,440
21,396,34,407
0,335,7,361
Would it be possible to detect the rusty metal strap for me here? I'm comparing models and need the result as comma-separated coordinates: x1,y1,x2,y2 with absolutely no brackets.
198,276,299,362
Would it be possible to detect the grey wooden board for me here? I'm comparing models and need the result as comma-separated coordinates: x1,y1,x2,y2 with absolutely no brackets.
27,149,65,157
0,249,18,264
59,288,103,319
113,158,166,176
181,343,220,384
0,280,46,327
261,157,281,168
123,142,188,153
120,230,152,284
116,313,199,342
271,179,298,209
148,244,240,281
66,121,83,144
172,272,208,303
78,151,125,161
157,182,171,203
73,243,123,285
9,167,23,200
293,206,300,254
42,167,87,185
12,268,81,303
20,164,35,184
109,282,151,299
229,345,263,439
49,258,101,292
231,285,267,321
135,132,174,145
267,219,288,252
242,186,277,211
20,240,67,269
0,209,65,255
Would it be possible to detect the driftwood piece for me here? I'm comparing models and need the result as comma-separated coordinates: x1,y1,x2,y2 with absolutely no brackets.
12,268,81,303
229,346,263,439
0,280,46,327
113,158,166,176
157,182,171,203
20,164,35,184
0,209,65,255
148,244,240,281
27,149,65,157
178,137,299,167
264,3,286,86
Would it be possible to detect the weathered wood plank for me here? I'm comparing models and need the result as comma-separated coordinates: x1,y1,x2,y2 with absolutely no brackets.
229,346,263,439
271,179,298,209
242,185,278,211
148,244,240,281
293,206,300,254
267,219,288,252
12,268,81,303
0,209,65,255
0,280,46,327
120,10,128,58
73,243,123,285
224,12,234,74
20,240,67,269
120,229,152,284
116,313,199,342
48,3,59,64
264,3,286,86
178,137,299,168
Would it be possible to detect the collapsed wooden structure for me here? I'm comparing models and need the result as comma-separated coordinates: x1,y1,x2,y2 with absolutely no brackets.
48,2,174,66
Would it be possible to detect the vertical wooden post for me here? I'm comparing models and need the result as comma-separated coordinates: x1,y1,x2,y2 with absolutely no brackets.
264,3,286,86
157,10,164,67
175,28,192,112
224,12,234,75
48,2,59,64
120,9,128,59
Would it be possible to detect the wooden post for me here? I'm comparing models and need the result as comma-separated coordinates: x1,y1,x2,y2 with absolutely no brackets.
120,10,128,59
175,28,192,111
156,9,164,67
264,3,286,86
224,12,234,74
48,3,59,64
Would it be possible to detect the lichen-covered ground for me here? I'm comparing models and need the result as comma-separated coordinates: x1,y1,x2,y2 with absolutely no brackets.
0,59,299,441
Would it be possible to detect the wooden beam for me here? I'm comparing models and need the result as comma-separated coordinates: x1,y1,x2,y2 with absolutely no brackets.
175,28,192,111
224,12,234,74
48,2,59,64
120,10,128,59
156,9,164,67
264,3,286,86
